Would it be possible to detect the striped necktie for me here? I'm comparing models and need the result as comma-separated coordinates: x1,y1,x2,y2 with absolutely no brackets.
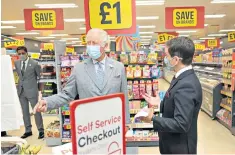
96,62,105,88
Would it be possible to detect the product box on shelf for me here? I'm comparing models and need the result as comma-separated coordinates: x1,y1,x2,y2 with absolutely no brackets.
45,121,60,138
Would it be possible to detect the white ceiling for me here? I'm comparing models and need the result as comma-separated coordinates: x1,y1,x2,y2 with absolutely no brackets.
1,0,235,44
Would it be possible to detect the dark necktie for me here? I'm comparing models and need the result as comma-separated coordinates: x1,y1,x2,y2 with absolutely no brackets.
22,61,26,76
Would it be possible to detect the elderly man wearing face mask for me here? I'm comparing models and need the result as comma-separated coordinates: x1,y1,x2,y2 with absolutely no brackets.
15,46,44,139
34,28,131,127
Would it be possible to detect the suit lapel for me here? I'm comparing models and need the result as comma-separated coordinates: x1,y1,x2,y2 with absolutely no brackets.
24,58,31,75
101,57,114,91
84,58,101,90
17,60,23,77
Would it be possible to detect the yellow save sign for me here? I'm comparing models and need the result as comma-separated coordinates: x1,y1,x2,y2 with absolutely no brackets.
195,43,205,51
173,8,197,27
228,32,235,42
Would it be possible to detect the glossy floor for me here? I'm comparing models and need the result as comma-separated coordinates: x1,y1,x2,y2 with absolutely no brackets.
7,79,235,154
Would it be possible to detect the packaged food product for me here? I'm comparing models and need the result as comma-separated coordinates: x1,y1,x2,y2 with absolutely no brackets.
147,53,158,64
60,56,71,67
138,51,147,64
133,80,140,99
139,80,146,98
130,52,138,64
143,65,151,78
120,53,129,64
146,80,153,96
126,66,134,78
127,81,133,99
151,65,159,78
134,65,142,78
70,56,80,66
152,79,158,96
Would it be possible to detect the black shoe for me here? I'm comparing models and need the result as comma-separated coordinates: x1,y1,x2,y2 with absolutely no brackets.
38,132,44,139
21,132,32,139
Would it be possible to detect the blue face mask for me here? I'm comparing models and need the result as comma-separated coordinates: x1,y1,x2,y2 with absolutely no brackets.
164,56,175,68
87,45,101,60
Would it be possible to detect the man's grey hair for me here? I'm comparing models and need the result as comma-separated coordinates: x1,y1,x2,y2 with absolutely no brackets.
86,28,109,46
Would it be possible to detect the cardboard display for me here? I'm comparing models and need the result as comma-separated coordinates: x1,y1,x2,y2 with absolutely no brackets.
70,93,126,154
84,0,136,35
24,8,64,30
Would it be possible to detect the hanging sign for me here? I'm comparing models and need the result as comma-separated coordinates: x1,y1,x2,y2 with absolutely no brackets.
84,0,136,35
81,34,87,45
165,6,205,29
41,43,54,50
157,32,178,44
205,39,220,48
195,43,205,51
70,93,126,154
24,9,64,30
228,32,235,42
29,53,40,59
4,37,25,48
66,47,75,54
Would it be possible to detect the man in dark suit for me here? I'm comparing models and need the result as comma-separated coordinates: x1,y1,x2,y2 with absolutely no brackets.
15,46,44,139
141,37,202,154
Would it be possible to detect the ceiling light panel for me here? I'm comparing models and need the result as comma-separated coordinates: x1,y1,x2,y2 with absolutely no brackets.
219,29,235,32
139,25,156,28
35,3,78,8
211,0,235,3
1,20,25,24
1,26,16,29
208,34,227,37
64,19,85,22
50,34,68,37
16,32,39,35
35,37,55,39
136,0,165,5
178,34,190,37
199,37,216,40
61,38,79,40
79,27,86,30
140,36,153,38
139,32,154,34
205,14,226,18
176,30,197,33
137,16,159,20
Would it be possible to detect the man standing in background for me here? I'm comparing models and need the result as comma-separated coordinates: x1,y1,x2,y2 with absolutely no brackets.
15,46,44,139
34,28,131,126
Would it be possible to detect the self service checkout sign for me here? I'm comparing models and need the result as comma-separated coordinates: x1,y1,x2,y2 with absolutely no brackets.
70,93,126,155
165,6,205,29
24,9,64,30
84,0,136,35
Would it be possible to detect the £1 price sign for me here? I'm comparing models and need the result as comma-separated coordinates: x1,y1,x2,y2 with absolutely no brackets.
157,32,178,44
205,39,220,48
84,0,136,35
4,37,25,48
195,43,205,51
228,32,235,42
24,9,64,30
165,6,204,29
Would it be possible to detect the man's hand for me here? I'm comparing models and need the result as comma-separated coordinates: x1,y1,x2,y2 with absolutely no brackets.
139,108,154,123
33,100,47,114
143,91,161,109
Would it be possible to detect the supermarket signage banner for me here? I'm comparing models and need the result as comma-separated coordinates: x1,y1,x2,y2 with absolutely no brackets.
157,32,178,44
66,47,75,54
195,43,205,51
165,6,205,29
4,36,25,48
24,9,64,30
84,0,136,35
228,31,235,42
81,34,87,45
205,39,220,48
41,43,54,50
70,94,126,155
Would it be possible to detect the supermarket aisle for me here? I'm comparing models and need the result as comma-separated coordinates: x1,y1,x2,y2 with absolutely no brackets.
7,78,235,154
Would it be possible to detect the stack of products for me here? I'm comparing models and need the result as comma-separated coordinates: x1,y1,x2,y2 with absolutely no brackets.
126,130,158,141
45,121,60,138
61,106,71,142
216,109,232,127
39,50,55,61
126,65,161,79
41,65,56,79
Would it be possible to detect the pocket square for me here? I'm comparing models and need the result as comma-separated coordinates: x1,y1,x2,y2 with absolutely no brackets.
114,74,121,78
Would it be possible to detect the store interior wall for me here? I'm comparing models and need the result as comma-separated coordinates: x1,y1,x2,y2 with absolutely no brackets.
221,37,235,49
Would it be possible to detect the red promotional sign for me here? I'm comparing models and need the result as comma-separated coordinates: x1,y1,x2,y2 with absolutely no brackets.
84,0,136,35
70,93,126,154
24,9,64,30
165,6,205,29
205,39,220,48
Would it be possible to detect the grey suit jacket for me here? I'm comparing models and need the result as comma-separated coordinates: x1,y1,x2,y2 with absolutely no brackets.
45,57,131,123
15,58,41,99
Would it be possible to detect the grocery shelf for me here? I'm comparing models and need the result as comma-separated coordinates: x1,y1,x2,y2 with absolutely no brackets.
126,140,159,147
216,116,232,130
39,79,57,83
62,110,70,115
220,104,232,112
43,114,58,117
130,123,153,129
127,77,156,80
221,90,232,98
61,138,71,143
39,61,56,65
130,109,159,114
63,124,71,130
192,62,222,67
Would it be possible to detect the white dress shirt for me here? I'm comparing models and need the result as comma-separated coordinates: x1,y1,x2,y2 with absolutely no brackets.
175,65,193,78
92,56,106,73
21,57,29,70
